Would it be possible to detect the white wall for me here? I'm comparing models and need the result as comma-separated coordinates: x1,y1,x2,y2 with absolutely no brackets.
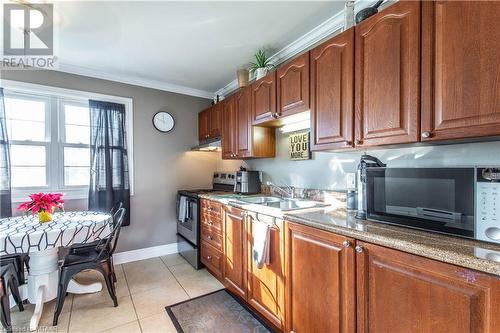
247,130,500,191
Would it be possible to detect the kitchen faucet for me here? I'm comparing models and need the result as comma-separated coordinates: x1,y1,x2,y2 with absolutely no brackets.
266,181,296,199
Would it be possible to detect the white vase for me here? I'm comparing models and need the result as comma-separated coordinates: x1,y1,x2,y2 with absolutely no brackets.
255,68,268,81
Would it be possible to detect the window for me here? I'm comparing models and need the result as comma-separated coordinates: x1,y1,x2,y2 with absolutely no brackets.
2,81,134,200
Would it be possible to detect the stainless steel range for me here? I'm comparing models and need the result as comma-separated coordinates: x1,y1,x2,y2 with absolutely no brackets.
176,172,235,269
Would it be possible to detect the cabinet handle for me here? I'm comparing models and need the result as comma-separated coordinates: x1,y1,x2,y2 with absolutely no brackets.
343,240,351,248
422,131,431,138
355,139,362,145
355,245,364,253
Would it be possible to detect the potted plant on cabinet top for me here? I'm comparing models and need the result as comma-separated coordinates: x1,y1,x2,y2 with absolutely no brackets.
249,49,274,81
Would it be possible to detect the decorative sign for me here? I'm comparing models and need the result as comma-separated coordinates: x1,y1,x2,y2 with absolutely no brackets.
289,131,311,161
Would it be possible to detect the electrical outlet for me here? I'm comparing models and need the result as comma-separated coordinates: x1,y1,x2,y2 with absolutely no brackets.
346,173,356,190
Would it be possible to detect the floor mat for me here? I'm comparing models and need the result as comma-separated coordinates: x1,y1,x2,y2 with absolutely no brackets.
165,289,272,333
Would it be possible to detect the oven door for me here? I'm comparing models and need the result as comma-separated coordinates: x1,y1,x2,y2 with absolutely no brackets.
366,168,475,238
176,194,198,245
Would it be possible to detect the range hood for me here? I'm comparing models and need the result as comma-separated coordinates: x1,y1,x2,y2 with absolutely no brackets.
191,137,221,152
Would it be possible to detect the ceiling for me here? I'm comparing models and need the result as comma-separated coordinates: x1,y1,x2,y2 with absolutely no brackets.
52,1,345,98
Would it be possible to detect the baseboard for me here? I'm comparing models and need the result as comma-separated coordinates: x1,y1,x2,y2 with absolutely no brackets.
113,242,179,265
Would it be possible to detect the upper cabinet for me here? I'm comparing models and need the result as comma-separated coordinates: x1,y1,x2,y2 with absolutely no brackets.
209,103,222,138
221,97,238,159
421,1,500,141
252,72,277,125
310,28,355,151
354,1,421,147
235,86,252,158
277,53,310,117
198,108,211,141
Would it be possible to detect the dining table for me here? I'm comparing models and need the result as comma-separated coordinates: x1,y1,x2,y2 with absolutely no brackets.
0,211,113,331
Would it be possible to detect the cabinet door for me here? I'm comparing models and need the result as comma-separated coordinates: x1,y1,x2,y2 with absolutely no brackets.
198,108,210,141
356,241,500,333
310,28,354,151
223,206,247,298
421,1,500,141
247,216,285,330
252,72,277,124
221,97,237,159
209,103,222,138
277,53,310,117
354,1,420,147
235,87,252,158
285,222,356,333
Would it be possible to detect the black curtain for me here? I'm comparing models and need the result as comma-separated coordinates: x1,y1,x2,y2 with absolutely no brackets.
88,100,130,226
0,88,11,218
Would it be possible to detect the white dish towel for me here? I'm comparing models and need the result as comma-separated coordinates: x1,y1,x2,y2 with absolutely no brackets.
252,221,271,269
178,197,187,222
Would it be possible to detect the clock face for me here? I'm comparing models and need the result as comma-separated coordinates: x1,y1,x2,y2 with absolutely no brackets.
153,112,175,132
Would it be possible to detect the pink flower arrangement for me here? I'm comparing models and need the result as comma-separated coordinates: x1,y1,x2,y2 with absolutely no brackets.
17,193,65,215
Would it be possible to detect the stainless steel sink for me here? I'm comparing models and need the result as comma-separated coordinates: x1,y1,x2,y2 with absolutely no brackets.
238,196,326,211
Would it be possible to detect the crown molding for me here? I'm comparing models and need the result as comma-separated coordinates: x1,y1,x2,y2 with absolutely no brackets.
56,63,214,99
215,0,378,98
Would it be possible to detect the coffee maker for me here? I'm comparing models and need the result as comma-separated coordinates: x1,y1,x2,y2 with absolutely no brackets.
356,155,386,219
234,169,261,194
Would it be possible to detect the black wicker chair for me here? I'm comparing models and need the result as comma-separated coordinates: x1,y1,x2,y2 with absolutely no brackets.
53,208,125,326
0,262,24,333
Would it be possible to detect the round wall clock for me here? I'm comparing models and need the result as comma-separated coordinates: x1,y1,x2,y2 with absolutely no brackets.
153,111,175,132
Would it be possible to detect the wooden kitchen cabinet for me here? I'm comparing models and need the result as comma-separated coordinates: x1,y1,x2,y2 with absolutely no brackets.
285,222,356,333
200,199,224,280
223,206,247,299
356,241,500,333
310,28,354,151
354,1,420,147
277,52,310,117
421,1,500,141
209,102,222,138
235,86,252,158
252,71,277,125
221,96,238,159
246,215,285,330
198,108,211,141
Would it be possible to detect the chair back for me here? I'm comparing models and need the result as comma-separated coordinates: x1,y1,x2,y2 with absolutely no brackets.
97,208,125,260
109,202,123,221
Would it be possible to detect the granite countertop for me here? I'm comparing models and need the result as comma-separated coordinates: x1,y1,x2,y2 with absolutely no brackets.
200,193,500,277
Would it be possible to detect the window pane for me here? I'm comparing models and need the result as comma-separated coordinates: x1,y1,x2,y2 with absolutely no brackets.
64,103,90,144
64,147,90,186
12,167,46,187
64,147,90,167
5,97,46,141
10,145,46,166
64,167,90,186
65,124,90,144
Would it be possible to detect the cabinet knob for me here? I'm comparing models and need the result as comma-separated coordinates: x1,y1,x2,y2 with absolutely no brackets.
422,131,431,138
355,139,362,145
343,240,351,248
355,245,364,253
345,141,352,146
207,255,212,260
208,221,213,225
207,235,213,240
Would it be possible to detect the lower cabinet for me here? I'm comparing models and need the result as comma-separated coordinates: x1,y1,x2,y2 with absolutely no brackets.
356,241,500,333
285,222,356,333
222,206,247,298
246,214,285,330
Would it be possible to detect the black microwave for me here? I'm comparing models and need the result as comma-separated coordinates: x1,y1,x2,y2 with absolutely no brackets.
365,167,500,244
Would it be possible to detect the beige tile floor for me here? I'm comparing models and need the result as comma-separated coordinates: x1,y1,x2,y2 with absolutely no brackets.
6,254,224,333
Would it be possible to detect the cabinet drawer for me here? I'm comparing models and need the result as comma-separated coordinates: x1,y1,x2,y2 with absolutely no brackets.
201,213,222,233
201,224,223,251
200,241,222,279
201,199,222,218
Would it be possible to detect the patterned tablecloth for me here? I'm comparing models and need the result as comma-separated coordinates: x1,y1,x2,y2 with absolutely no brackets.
0,211,113,255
